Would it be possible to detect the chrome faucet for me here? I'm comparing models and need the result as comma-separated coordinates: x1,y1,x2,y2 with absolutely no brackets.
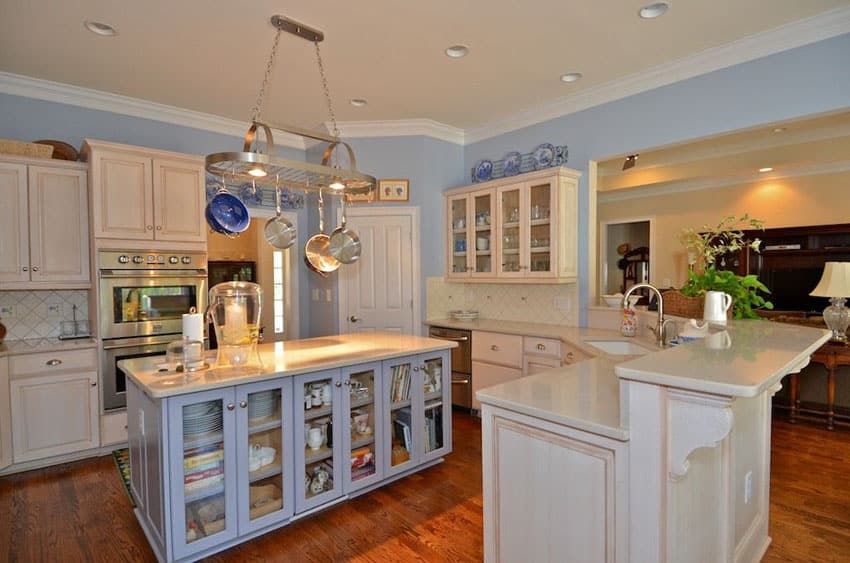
623,283,678,347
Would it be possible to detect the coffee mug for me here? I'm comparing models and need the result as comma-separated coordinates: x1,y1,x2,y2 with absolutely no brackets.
476,237,489,251
307,427,323,450
706,330,732,350
703,291,732,324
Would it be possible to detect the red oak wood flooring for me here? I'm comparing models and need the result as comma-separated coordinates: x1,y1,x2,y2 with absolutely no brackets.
0,413,846,562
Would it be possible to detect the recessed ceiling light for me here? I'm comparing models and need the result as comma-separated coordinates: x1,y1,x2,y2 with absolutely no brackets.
560,72,583,83
84,20,117,36
759,167,773,173
773,127,786,134
350,98,368,107
638,2,670,19
445,45,469,59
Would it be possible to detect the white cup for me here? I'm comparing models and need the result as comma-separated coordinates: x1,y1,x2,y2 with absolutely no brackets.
705,330,732,350
307,427,323,450
476,237,489,251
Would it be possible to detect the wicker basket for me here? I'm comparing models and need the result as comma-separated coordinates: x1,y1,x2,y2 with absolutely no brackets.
662,289,733,319
0,139,54,159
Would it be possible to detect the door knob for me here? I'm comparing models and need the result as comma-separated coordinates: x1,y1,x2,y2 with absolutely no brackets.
349,315,360,323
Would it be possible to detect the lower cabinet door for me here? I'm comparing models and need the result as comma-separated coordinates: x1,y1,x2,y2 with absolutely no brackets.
235,378,294,532
167,388,238,560
383,356,420,477
10,371,98,463
294,369,343,513
418,350,451,465
471,361,522,412
341,362,384,493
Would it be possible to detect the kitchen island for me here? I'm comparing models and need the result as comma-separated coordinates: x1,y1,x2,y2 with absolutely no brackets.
120,332,454,562
477,320,830,563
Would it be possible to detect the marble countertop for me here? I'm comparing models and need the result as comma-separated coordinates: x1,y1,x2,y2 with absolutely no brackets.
121,332,456,399
476,357,628,441
0,337,97,357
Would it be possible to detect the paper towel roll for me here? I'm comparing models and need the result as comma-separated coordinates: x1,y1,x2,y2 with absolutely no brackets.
182,313,204,342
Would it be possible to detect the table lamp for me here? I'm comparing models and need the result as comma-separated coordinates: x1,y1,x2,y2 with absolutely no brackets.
810,262,850,342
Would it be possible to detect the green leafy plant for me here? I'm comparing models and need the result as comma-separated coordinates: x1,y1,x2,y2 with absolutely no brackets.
678,215,774,319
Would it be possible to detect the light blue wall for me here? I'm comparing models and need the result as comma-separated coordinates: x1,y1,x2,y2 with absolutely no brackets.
462,32,850,324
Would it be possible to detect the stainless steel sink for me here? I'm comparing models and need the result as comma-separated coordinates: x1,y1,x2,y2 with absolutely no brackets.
584,340,654,356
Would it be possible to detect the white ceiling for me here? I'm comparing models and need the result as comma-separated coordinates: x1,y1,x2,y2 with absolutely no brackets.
1,0,849,139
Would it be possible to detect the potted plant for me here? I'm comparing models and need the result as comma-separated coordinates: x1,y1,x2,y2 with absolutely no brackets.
675,214,774,319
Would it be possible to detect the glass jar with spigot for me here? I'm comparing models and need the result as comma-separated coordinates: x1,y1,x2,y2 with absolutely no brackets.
207,281,262,367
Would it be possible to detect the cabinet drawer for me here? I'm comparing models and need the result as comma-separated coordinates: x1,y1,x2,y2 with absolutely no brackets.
10,348,97,377
523,337,562,358
472,331,522,368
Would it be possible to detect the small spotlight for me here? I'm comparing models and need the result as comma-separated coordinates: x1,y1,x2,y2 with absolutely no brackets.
759,167,773,173
622,154,639,171
329,178,345,191
248,166,267,178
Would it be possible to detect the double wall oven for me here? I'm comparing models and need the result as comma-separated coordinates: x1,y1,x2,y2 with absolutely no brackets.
98,250,207,410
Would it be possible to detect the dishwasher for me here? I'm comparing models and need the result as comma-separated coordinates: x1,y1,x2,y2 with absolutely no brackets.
428,326,472,411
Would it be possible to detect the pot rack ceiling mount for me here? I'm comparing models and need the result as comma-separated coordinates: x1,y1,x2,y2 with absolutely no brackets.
205,15,376,196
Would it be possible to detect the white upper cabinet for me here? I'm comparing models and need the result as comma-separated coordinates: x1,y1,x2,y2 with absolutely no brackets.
83,140,206,244
444,167,580,283
0,158,89,288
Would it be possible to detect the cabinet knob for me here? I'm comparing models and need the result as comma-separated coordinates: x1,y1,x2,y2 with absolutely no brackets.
335,381,342,388
537,343,546,351
22,266,28,272
413,366,419,372
46,359,62,366
226,403,235,411
349,315,360,323
239,401,247,408
490,345,500,351
90,381,97,387
343,380,350,386
566,352,574,361
146,225,153,230
156,225,162,231
32,266,38,272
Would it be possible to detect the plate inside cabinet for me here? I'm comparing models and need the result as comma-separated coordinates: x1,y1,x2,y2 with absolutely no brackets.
532,143,555,170
503,152,522,176
32,140,78,161
474,159,493,182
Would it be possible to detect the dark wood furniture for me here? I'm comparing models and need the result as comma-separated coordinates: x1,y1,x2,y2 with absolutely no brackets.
790,340,850,430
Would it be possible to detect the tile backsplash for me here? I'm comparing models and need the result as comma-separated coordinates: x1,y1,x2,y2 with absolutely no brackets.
0,290,90,340
426,277,578,326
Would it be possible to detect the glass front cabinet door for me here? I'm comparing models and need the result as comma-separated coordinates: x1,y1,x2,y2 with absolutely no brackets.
471,190,495,277
525,179,556,278
168,388,239,560
235,379,294,533
383,350,452,478
341,362,384,492
497,185,523,277
448,193,471,278
294,370,343,513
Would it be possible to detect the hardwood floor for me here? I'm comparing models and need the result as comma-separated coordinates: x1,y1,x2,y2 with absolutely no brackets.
0,412,846,562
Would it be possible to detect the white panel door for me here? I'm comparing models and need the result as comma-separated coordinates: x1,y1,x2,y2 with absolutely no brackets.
338,212,414,334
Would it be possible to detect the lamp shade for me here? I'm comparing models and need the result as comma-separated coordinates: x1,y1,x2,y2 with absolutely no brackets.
810,262,850,297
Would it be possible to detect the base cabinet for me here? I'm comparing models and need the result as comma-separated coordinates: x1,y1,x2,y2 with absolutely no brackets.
481,405,628,563
128,351,451,562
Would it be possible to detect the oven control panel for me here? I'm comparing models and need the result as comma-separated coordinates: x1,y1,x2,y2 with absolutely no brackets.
98,250,208,270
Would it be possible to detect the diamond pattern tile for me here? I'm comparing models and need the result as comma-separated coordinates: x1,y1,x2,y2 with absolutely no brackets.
0,290,90,340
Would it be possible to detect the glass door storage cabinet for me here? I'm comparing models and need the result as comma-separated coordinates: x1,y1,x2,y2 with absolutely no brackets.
447,190,495,279
294,370,343,513
341,363,384,492
167,388,238,560
383,350,451,478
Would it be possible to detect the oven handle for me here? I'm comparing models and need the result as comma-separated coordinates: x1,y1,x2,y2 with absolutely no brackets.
451,378,470,384
429,334,469,342
102,341,171,351
99,269,207,278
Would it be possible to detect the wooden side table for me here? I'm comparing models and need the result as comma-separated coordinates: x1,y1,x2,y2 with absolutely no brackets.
803,341,850,430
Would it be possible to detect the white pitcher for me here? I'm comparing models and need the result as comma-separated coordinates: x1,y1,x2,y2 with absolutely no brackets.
703,291,732,324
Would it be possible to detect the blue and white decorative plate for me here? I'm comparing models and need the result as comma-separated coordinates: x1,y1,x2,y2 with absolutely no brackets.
532,143,555,170
503,152,522,177
474,159,494,182
239,182,263,206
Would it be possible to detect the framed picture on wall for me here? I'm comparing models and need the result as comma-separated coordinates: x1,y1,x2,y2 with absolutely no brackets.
377,179,409,202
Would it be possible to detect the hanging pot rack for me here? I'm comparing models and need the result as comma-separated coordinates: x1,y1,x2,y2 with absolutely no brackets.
204,15,376,197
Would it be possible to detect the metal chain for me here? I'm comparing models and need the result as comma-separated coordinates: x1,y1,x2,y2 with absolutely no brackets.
314,41,340,138
250,27,283,124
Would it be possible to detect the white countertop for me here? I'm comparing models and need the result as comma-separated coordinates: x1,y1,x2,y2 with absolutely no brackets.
121,332,456,399
615,320,830,397
0,337,97,357
476,357,628,441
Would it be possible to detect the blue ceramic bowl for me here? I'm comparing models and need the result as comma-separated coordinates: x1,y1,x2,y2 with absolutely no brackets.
205,203,232,235
208,191,250,233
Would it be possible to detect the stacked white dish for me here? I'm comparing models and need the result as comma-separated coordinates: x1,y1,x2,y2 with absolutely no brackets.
248,390,276,420
451,310,480,321
183,401,223,436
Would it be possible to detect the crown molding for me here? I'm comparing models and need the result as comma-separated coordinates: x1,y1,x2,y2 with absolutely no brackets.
319,119,465,145
597,159,850,203
465,6,850,145
0,72,307,151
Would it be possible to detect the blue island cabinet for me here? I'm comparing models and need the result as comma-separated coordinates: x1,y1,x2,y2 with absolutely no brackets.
125,348,452,562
